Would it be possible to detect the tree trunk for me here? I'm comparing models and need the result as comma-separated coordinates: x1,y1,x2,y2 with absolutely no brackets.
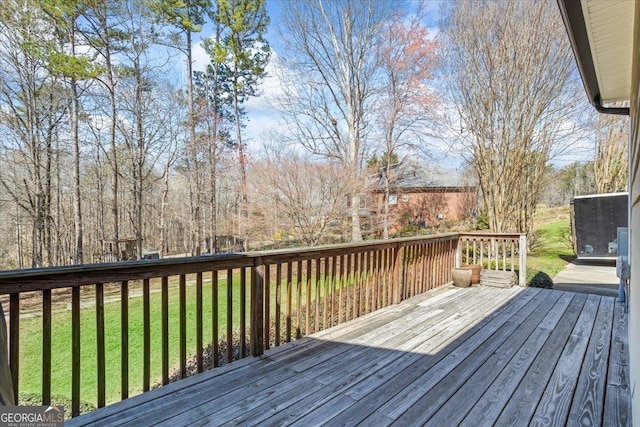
186,29,202,256
348,132,362,242
32,194,45,268
106,28,120,259
208,23,221,255
209,115,218,254
382,155,393,240
16,200,23,269
71,75,83,264
134,55,144,260
160,162,170,255
44,103,54,266
233,67,249,251
55,131,62,265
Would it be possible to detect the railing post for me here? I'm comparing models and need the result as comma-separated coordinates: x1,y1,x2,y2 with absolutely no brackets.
9,295,19,405
0,301,14,405
393,242,402,304
251,257,265,356
519,234,527,286
455,235,463,268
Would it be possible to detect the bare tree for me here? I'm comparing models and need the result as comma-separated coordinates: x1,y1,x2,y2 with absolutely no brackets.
114,1,181,259
156,0,215,256
594,112,628,193
40,1,102,264
81,0,129,258
377,8,438,238
197,21,235,254
0,1,67,267
251,145,348,246
276,0,397,242
440,0,586,234
214,0,270,251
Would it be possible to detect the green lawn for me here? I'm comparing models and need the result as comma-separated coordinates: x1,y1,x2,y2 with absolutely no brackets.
526,215,575,283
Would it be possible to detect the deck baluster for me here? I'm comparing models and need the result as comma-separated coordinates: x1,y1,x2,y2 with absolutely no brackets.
212,271,219,367
42,289,51,405
226,269,233,363
10,293,19,405
143,278,150,391
179,274,186,378
96,283,105,408
161,277,169,385
196,273,203,373
72,286,80,416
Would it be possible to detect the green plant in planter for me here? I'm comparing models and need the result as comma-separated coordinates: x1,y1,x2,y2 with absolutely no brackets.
528,271,554,289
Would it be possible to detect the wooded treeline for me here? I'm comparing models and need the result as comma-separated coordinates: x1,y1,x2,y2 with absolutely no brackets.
0,0,628,270
0,0,442,269
0,0,272,269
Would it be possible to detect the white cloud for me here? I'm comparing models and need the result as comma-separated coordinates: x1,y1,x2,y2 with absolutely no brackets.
245,51,284,107
244,51,287,150
191,41,210,73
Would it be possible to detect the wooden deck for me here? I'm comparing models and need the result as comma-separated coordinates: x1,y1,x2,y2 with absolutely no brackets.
67,285,630,426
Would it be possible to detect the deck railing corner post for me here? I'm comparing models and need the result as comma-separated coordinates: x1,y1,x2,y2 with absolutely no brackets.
0,301,15,405
519,233,527,287
455,234,463,268
251,257,265,356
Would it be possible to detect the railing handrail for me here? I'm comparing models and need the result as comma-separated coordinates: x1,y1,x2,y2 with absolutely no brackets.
0,233,460,294
459,232,526,239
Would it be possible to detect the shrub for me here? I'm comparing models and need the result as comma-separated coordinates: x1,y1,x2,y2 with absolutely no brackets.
528,271,553,288
475,210,490,230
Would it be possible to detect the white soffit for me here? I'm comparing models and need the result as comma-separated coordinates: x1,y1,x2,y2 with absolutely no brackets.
581,0,635,103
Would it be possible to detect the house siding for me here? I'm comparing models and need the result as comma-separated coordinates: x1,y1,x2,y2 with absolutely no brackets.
629,2,640,424
372,188,477,233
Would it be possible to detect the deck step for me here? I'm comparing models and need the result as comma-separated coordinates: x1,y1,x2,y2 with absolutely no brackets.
480,270,517,288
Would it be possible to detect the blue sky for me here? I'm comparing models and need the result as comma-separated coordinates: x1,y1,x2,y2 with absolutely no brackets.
188,0,450,162
185,1,591,169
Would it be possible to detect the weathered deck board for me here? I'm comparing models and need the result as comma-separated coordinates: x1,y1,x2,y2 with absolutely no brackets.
422,290,572,426
169,286,513,426
374,288,544,423
530,294,601,426
492,292,588,426
66,286,630,427
603,300,632,426
329,288,547,426
566,296,614,426
110,286,492,426
459,291,577,426
285,287,526,426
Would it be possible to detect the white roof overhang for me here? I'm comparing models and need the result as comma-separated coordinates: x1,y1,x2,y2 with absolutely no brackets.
557,0,636,114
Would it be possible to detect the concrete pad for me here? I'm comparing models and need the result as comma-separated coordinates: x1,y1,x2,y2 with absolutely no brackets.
552,258,621,298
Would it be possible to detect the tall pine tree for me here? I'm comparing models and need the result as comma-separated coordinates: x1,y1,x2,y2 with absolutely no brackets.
214,0,270,251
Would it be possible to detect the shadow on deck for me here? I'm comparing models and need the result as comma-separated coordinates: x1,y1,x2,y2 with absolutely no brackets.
66,285,630,426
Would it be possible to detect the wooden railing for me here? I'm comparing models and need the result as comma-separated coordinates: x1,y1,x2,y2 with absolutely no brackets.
457,233,527,286
0,233,463,417
0,303,13,405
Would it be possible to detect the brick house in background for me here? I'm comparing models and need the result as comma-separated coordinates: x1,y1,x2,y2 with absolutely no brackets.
366,161,477,234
